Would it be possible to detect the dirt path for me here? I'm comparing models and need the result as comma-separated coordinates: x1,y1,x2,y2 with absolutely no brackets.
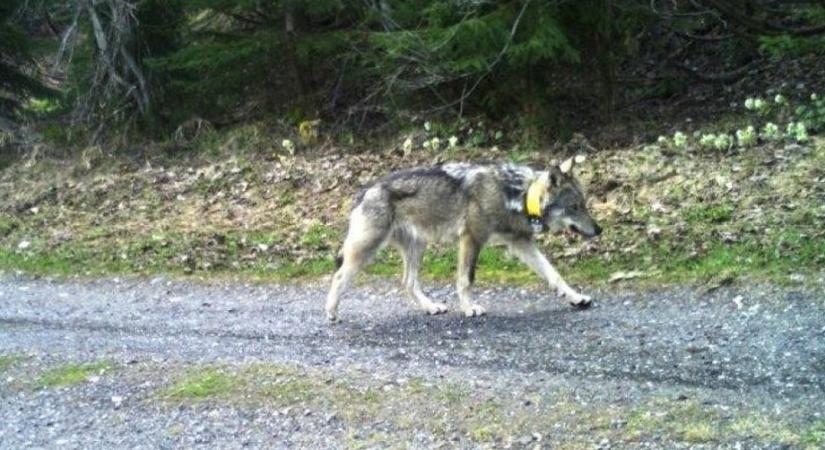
0,275,823,449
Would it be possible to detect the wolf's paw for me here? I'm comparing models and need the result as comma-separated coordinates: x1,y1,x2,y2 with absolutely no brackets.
424,302,449,315
461,303,487,317
568,293,592,309
326,310,341,323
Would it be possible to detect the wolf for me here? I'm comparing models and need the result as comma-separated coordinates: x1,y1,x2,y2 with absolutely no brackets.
325,156,601,322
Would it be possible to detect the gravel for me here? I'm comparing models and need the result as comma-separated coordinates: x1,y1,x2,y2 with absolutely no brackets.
1,274,823,449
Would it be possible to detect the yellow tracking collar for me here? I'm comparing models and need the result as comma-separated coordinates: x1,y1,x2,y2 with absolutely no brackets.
525,173,548,217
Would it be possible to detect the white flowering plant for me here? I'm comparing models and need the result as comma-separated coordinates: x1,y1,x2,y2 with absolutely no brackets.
713,134,733,151
761,122,781,141
786,122,808,142
744,97,769,113
794,92,825,133
673,131,688,149
648,92,820,153
698,133,717,149
735,126,757,147
281,139,295,155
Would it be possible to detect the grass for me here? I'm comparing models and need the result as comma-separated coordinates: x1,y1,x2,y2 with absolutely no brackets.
162,368,235,400
0,354,25,371
162,365,343,406
621,398,823,447
299,223,337,248
2,224,822,288
800,421,825,447
684,203,735,224
679,421,717,443
38,362,112,387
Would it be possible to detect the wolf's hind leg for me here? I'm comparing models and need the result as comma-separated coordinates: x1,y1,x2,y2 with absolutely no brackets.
506,239,591,307
326,204,389,322
394,233,447,315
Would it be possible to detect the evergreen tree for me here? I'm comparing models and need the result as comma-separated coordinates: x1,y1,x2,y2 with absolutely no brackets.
0,0,55,120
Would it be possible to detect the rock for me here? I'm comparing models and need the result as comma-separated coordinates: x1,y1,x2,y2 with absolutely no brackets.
517,435,533,445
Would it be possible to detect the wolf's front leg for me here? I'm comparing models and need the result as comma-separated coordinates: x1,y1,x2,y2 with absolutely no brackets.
456,234,486,317
507,239,592,307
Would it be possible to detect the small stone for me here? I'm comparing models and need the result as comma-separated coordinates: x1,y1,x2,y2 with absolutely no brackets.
517,435,533,445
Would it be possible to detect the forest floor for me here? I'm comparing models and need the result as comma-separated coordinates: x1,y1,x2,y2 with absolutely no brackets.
1,132,823,289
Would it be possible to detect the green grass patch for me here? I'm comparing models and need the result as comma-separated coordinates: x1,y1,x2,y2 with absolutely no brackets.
684,203,735,224
0,216,19,237
300,223,337,248
161,365,341,406
624,399,811,446
2,225,822,287
800,421,825,447
163,368,236,400
38,362,112,387
366,246,539,284
270,256,336,279
0,354,25,371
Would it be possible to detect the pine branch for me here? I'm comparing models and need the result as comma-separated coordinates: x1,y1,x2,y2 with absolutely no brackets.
702,0,825,36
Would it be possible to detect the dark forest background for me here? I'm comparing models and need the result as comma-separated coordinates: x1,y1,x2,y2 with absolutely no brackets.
1,0,824,149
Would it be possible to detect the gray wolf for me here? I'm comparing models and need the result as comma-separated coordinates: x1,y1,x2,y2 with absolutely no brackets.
325,156,601,322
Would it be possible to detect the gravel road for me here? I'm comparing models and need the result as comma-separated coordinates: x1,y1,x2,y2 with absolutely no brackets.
1,274,823,449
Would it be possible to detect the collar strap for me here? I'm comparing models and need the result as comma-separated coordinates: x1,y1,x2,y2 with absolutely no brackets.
525,172,549,218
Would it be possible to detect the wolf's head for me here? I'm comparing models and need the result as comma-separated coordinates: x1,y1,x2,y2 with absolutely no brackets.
538,156,601,238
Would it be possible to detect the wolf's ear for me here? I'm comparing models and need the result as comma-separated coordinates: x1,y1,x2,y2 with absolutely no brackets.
548,167,563,186
558,154,586,174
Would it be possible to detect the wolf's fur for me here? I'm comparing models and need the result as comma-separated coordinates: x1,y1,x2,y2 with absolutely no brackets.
325,159,601,321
